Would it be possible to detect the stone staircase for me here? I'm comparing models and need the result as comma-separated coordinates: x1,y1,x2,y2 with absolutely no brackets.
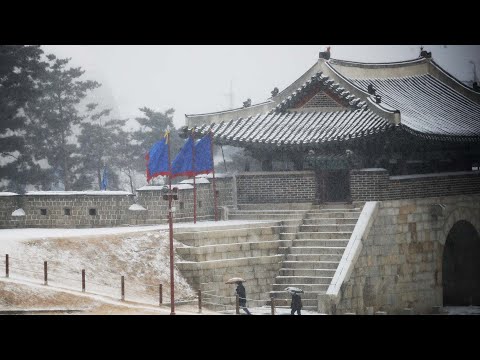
269,203,362,311
174,202,363,313
228,203,312,224
175,221,289,312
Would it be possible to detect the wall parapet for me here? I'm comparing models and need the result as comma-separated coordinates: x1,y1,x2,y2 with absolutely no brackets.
351,169,480,201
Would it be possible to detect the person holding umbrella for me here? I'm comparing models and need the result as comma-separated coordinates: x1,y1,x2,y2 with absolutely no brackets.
285,287,303,315
291,292,303,315
236,281,252,315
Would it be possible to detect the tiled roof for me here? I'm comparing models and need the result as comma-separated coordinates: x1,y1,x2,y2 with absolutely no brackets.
192,108,393,147
350,74,480,141
273,72,366,113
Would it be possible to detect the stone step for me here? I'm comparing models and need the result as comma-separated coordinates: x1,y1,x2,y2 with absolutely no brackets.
281,232,352,240
305,212,361,219
271,283,329,292
280,220,304,227
279,268,337,277
286,254,343,262
307,208,361,214
275,305,318,312
297,231,352,240
231,210,308,215
177,241,290,262
300,224,356,232
175,225,283,245
289,246,346,255
269,290,325,300
303,218,359,225
282,260,339,269
237,203,313,211
292,239,349,247
311,203,354,209
229,214,305,221
275,276,333,285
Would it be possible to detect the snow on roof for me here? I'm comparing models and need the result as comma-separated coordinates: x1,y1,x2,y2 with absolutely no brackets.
25,191,133,196
0,192,19,196
11,208,26,217
128,204,147,211
137,184,194,191
174,184,194,190
350,75,480,139
198,173,233,179
180,177,210,184
193,108,392,147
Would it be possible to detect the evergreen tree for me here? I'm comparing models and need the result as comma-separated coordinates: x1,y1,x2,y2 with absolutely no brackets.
76,104,125,190
0,45,47,192
23,54,100,190
133,107,182,165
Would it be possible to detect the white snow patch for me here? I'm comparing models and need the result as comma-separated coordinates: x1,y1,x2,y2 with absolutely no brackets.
137,184,194,191
128,204,146,211
26,191,133,196
180,178,210,184
0,192,18,196
11,208,25,217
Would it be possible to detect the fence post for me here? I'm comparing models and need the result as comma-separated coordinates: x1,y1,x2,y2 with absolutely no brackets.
44,261,48,285
271,297,275,315
159,284,163,306
82,269,85,292
121,276,125,301
198,289,202,313
236,294,240,315
5,254,9,278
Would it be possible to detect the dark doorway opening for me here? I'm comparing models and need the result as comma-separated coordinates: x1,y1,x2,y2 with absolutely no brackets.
442,220,480,306
315,170,351,203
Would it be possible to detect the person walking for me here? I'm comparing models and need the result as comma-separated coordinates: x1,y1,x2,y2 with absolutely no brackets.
236,281,252,315
291,292,302,315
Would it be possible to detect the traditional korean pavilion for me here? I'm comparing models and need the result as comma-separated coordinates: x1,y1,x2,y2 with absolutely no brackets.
183,50,480,202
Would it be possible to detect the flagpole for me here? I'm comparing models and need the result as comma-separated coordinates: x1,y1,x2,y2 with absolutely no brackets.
192,132,197,224
167,131,175,315
210,131,218,222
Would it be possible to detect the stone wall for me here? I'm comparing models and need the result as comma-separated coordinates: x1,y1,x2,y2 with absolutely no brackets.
236,171,317,204
20,193,134,228
175,222,287,308
135,175,234,225
0,195,22,229
0,176,235,228
350,169,480,201
327,194,480,314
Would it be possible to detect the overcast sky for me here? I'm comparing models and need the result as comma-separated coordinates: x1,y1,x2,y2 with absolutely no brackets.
41,45,480,129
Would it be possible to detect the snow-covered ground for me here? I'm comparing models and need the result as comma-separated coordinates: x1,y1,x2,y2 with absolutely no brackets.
0,220,271,313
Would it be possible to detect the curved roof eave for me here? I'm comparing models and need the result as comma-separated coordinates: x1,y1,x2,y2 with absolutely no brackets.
322,60,402,125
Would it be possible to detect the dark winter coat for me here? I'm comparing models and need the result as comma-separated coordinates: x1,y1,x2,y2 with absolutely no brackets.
291,293,303,310
236,283,247,306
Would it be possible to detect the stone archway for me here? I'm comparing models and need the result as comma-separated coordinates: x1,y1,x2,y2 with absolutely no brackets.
442,220,480,306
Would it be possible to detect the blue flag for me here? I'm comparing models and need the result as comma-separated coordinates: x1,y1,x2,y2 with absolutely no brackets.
146,132,170,182
101,166,108,190
195,134,214,175
171,136,194,178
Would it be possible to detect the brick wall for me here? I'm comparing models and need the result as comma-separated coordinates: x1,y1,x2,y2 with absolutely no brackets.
236,171,317,204
351,169,480,201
